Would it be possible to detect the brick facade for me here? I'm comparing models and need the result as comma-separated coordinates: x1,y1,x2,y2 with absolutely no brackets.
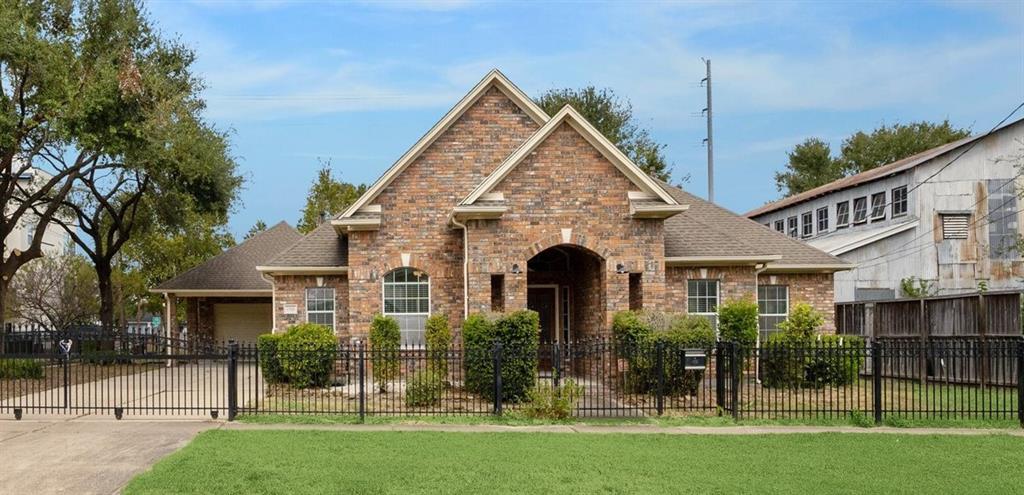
267,80,840,340
761,272,836,333
271,274,350,338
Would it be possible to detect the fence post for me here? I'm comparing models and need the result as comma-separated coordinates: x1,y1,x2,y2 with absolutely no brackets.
715,342,725,415
553,342,561,388
1017,339,1023,428
872,340,882,425
358,342,366,423
978,293,989,390
730,342,740,421
227,341,238,421
655,340,665,416
493,341,503,416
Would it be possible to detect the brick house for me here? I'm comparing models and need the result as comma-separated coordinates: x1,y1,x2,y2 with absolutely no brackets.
156,70,849,345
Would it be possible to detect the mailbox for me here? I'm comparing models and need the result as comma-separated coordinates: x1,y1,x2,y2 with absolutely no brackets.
684,350,707,370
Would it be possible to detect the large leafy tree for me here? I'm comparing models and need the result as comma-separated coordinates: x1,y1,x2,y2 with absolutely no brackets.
7,1,241,329
8,251,99,330
773,138,843,196
775,120,971,197
0,1,113,330
297,162,367,234
536,87,676,182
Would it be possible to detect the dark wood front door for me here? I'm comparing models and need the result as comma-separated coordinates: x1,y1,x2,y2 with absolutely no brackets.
527,287,558,345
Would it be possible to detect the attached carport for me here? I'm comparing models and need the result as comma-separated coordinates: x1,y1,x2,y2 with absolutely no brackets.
151,222,302,345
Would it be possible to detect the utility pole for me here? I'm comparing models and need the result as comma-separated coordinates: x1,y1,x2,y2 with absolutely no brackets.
701,58,714,203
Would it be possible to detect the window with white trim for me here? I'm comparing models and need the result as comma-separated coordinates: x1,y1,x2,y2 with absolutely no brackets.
870,192,886,221
305,287,335,331
383,268,430,346
787,216,798,238
801,211,813,238
774,219,785,233
852,196,868,224
891,186,908,217
816,206,829,233
758,285,788,340
687,279,719,330
836,201,850,228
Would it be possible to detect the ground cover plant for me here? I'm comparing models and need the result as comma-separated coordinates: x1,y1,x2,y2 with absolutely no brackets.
125,430,1024,494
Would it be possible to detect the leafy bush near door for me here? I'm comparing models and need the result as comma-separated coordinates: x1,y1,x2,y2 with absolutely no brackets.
462,310,539,402
521,379,583,419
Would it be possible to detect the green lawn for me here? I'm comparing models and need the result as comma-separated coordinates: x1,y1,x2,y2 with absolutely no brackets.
125,430,1024,494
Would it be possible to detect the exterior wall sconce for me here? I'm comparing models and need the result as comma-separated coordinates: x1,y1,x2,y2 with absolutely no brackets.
616,263,627,274
511,263,521,274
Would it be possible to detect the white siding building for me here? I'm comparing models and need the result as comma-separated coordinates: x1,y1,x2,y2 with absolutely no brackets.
748,118,1024,302
3,168,74,258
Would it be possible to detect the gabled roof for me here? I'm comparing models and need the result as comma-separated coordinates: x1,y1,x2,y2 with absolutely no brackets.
659,181,850,271
153,222,301,293
335,69,549,226
461,105,679,206
258,221,348,272
746,117,1024,218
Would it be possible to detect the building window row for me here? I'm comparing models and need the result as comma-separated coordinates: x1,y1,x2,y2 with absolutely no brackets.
773,185,909,240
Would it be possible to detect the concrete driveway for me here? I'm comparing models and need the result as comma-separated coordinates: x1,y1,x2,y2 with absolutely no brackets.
0,418,219,494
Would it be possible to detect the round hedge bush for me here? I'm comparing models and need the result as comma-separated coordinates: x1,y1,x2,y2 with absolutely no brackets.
277,323,336,389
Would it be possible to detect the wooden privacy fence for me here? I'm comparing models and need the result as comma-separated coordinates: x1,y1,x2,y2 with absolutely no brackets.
836,290,1023,387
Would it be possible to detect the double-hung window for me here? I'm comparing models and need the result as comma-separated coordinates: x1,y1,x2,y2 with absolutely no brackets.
891,186,908,217
687,279,719,330
757,285,789,340
870,192,886,221
816,206,829,233
852,197,868,224
801,212,813,238
305,287,336,331
787,216,798,238
383,268,430,347
774,219,785,233
836,201,850,228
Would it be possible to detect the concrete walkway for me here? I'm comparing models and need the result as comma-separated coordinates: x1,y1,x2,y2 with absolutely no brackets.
0,418,220,495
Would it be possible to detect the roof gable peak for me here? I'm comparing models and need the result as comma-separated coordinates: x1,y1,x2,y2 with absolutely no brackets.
335,69,549,224
461,105,678,206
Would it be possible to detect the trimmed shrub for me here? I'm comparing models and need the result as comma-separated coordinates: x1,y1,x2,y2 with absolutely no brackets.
462,312,499,397
369,314,401,392
277,323,336,389
0,359,44,379
424,313,452,376
521,379,583,419
257,333,286,384
718,298,759,369
776,302,823,340
462,310,540,402
405,368,445,407
612,311,716,397
761,303,864,389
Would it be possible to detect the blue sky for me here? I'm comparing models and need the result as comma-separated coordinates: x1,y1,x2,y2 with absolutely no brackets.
146,0,1024,239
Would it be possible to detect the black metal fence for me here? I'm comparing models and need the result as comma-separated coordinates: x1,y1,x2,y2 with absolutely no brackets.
2,331,1023,425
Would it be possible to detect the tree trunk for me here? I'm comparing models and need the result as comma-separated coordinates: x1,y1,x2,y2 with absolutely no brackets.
0,276,8,355
96,261,115,331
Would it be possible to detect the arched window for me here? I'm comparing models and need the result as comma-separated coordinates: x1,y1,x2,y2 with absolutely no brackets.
383,267,430,346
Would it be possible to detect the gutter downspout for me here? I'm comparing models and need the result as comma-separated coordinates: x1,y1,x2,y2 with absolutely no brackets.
260,272,277,333
449,214,469,319
753,262,770,384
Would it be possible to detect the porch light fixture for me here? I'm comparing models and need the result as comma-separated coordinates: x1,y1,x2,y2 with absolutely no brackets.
511,263,521,274
616,263,627,274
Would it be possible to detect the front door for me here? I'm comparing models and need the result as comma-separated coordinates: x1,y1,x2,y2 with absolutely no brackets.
527,287,558,345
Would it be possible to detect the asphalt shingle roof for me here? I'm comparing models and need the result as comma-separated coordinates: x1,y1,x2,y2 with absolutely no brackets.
154,222,301,291
659,181,847,266
265,221,348,267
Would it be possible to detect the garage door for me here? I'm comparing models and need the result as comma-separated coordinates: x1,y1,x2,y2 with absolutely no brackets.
212,303,272,343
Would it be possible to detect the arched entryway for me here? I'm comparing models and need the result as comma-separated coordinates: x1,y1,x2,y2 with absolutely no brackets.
526,244,606,345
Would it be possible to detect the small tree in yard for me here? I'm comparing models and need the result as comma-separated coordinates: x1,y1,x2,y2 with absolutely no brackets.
369,314,400,393
717,298,759,369
9,252,100,330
